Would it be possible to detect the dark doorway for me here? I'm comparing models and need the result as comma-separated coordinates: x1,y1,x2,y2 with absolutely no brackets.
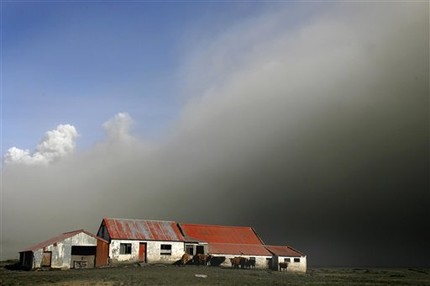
185,245,194,255
196,245,204,254
71,246,96,269
71,246,96,256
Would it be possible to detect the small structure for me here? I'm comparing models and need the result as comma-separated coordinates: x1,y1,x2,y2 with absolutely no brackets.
179,223,272,268
96,218,186,264
265,245,307,273
19,229,109,270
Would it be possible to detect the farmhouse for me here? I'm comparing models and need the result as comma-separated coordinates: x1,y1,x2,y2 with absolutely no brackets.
96,218,186,264
19,229,109,270
95,218,306,272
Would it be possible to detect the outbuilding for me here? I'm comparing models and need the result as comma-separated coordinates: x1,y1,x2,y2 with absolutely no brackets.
179,223,272,268
19,229,109,270
265,245,307,273
96,218,186,265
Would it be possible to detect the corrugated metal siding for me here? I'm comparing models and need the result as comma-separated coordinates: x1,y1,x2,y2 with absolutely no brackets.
265,245,304,257
209,243,272,256
103,218,185,241
180,224,264,245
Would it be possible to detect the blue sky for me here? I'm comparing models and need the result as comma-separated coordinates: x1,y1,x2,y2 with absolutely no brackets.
2,1,284,151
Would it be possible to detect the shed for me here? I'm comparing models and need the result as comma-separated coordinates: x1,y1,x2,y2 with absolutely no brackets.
19,229,109,270
97,218,186,264
265,245,307,273
179,223,271,268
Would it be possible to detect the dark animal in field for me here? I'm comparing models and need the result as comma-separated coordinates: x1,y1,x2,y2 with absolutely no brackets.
209,256,226,266
230,257,241,269
193,254,212,265
230,257,248,269
245,259,256,269
279,262,289,271
179,253,192,266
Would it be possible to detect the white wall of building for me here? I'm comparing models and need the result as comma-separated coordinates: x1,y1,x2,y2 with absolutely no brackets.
109,239,185,264
31,232,98,269
276,255,307,273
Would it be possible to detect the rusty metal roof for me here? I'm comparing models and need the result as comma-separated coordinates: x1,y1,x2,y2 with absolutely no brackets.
179,223,265,245
20,229,107,252
265,245,305,257
103,218,185,241
209,243,272,256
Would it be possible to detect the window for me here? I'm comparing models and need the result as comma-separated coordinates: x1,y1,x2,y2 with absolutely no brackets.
284,258,291,263
160,244,172,255
294,258,300,263
120,243,132,254
249,257,256,261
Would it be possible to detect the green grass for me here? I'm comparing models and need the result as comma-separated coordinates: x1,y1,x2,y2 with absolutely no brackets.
1,263,429,286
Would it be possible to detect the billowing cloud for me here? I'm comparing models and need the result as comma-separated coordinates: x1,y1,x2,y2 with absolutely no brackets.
4,124,78,165
102,112,134,143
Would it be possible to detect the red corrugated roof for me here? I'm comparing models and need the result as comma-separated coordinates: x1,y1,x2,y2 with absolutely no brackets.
179,223,264,245
103,218,185,241
20,229,107,252
265,245,305,257
209,243,272,256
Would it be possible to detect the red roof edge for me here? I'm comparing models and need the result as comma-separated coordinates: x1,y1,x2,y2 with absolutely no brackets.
250,227,266,245
265,245,306,257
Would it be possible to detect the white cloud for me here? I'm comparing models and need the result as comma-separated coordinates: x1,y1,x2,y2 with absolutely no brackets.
102,112,134,143
4,124,78,165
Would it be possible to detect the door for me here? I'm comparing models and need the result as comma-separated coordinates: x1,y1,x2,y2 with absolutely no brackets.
196,245,204,254
139,243,147,262
41,251,52,267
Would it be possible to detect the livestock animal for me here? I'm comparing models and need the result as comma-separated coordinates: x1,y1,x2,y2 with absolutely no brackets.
193,254,212,266
245,259,256,269
230,257,248,269
279,262,289,271
180,253,192,266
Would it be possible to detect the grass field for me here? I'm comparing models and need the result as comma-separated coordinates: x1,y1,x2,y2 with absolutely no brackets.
1,262,429,286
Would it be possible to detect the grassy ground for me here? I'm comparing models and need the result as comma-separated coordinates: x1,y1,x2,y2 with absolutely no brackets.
1,262,429,286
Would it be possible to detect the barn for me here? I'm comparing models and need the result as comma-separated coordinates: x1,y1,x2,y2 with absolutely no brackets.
179,223,272,269
96,218,186,265
94,218,307,273
19,229,109,270
265,245,307,273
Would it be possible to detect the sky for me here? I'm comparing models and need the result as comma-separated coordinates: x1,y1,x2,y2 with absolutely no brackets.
1,1,429,267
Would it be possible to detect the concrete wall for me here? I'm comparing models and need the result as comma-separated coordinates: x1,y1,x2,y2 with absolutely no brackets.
109,239,184,264
275,255,307,273
31,232,98,269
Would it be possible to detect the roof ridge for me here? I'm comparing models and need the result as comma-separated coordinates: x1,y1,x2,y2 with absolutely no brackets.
210,242,266,245
104,217,177,223
180,223,252,228
63,229,85,234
